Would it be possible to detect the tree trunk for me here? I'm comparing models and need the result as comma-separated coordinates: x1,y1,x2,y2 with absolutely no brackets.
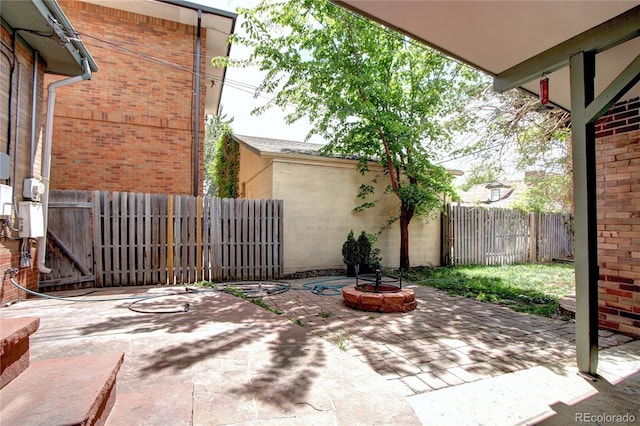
399,203,415,270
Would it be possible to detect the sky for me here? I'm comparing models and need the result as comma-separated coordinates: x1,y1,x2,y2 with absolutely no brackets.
202,0,325,143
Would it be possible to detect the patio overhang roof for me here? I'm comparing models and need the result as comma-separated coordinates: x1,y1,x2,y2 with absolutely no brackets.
1,0,98,76
331,0,640,377
332,1,640,111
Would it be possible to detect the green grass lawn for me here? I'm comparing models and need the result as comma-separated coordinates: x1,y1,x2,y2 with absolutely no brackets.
399,263,575,318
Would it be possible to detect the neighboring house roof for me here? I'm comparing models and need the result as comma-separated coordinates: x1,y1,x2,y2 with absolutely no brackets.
233,135,326,157
233,134,465,178
233,134,371,166
1,0,98,75
458,181,527,208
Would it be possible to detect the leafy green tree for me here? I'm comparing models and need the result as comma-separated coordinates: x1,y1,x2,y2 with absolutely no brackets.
460,165,503,192
204,110,234,196
454,89,572,212
513,172,573,213
213,0,483,268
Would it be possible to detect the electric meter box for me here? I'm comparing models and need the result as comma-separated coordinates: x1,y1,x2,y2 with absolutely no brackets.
23,178,45,201
18,201,45,238
0,153,9,180
0,184,12,218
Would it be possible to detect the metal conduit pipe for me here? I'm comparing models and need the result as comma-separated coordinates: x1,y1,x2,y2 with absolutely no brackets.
193,9,202,196
37,58,92,273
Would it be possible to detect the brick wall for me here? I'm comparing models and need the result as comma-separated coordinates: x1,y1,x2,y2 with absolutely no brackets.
0,26,44,305
46,0,207,195
595,97,640,338
1,242,39,305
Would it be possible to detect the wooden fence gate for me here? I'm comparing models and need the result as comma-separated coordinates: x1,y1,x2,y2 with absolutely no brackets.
40,190,95,290
441,204,573,266
39,190,284,289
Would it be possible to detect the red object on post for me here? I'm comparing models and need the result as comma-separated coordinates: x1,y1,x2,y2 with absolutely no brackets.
540,77,549,105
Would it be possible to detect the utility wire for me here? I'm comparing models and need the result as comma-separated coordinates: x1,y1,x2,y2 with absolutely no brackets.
79,33,285,103
436,139,513,165
59,3,472,111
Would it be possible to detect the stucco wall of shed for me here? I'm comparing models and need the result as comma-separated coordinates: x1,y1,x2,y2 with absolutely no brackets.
239,146,441,273
238,144,273,199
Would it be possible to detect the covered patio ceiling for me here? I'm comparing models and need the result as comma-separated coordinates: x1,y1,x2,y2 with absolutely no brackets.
334,1,640,111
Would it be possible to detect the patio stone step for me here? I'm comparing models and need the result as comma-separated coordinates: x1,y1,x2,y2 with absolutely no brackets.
0,316,40,389
106,382,194,425
559,294,576,318
0,351,124,426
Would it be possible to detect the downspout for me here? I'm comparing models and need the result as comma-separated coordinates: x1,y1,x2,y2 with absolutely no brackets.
37,58,91,273
30,51,39,177
12,63,22,209
193,9,202,196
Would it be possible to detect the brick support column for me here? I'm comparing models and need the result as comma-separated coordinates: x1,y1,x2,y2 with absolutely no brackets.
595,97,640,338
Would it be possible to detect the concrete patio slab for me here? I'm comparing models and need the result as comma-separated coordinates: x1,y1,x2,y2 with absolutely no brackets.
107,381,194,426
408,340,640,425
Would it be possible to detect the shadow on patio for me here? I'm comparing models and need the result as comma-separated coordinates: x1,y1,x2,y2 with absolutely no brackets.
0,285,420,425
262,278,634,395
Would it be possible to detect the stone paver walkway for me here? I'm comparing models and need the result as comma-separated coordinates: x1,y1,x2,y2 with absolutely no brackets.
262,277,634,396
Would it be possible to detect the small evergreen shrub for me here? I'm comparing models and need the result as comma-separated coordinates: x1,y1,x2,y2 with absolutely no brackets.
342,230,360,265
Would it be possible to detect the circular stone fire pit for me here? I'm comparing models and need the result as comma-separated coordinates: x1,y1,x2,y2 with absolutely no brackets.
342,284,417,313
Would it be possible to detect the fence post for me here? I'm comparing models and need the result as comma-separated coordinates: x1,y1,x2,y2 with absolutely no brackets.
92,190,103,287
196,196,203,282
441,205,450,266
167,195,174,284
529,211,537,263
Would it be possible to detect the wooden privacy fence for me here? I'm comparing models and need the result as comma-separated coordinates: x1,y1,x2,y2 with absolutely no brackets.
43,190,283,288
535,211,574,262
442,205,573,266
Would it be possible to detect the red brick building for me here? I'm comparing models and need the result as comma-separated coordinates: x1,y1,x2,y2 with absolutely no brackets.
46,0,235,196
1,24,44,306
595,97,640,338
0,0,235,304
1,0,98,304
